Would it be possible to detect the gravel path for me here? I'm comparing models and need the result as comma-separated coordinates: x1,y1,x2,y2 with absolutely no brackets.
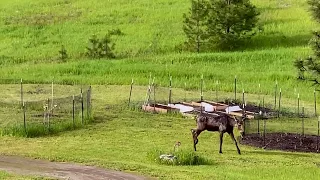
0,155,148,180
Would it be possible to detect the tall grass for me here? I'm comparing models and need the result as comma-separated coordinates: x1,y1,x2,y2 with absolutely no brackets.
1,115,93,138
0,0,317,62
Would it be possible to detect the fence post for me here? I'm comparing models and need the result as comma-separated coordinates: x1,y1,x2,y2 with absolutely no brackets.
234,75,237,101
20,79,23,108
215,80,218,102
242,89,245,107
184,82,187,102
153,82,156,113
169,76,172,105
302,107,305,136
317,116,320,152
278,88,281,118
72,95,75,128
81,91,84,125
200,74,203,102
89,86,92,115
274,81,278,110
314,89,317,117
51,79,54,116
263,116,266,147
297,93,300,117
47,98,50,130
23,101,26,134
128,79,133,107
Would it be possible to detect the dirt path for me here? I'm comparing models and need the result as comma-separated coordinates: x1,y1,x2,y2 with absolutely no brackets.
0,155,148,180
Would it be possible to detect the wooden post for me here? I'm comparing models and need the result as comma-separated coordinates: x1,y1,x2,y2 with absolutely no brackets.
144,74,152,105
87,88,89,118
215,80,218,102
128,79,133,107
263,114,266,147
278,88,282,118
242,89,245,107
72,95,75,128
51,80,54,116
184,82,187,102
274,81,278,110
200,74,203,102
314,89,317,117
297,93,300,117
153,82,156,113
234,75,237,101
258,84,261,112
20,79,23,108
302,106,305,136
317,116,320,152
23,101,26,134
81,91,84,125
47,98,50,130
169,76,172,104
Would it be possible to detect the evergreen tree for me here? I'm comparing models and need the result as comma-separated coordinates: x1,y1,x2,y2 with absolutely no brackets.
308,0,320,22
294,0,320,85
99,34,115,58
207,0,259,50
183,0,209,52
86,30,119,59
86,34,100,58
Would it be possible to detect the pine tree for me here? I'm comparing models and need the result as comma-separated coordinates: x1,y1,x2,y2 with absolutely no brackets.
183,0,209,52
294,0,320,85
100,34,115,58
308,0,320,22
207,0,259,50
86,34,100,58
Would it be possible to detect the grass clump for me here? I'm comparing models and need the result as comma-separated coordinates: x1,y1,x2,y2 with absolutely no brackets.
148,149,212,166
1,119,88,138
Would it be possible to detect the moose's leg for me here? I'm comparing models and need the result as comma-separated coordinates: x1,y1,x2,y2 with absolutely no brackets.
229,131,241,155
191,129,201,151
219,132,224,154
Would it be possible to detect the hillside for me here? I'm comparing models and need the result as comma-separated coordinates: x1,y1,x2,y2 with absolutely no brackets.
0,0,319,101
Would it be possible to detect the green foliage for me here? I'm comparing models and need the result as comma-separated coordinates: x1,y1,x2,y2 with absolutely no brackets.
183,0,210,52
183,0,260,51
207,0,260,50
86,30,122,59
308,0,320,22
294,1,320,86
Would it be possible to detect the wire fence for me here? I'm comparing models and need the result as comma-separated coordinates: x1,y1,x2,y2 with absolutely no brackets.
0,79,92,137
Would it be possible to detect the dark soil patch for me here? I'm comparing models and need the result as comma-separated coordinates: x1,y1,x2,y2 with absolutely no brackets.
240,133,320,153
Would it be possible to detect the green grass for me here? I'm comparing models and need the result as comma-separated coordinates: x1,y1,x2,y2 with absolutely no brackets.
0,85,319,179
0,0,319,102
1,0,320,179
0,171,52,180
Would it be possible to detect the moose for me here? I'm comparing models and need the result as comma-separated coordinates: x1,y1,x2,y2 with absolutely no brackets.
191,112,245,154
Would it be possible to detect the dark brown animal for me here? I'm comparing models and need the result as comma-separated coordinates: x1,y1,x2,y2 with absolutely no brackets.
191,113,244,154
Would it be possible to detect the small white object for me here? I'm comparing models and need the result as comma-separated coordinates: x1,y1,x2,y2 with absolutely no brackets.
201,102,215,112
168,104,194,113
226,106,242,113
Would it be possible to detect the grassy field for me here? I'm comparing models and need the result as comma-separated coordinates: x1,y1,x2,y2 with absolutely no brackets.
1,0,320,179
0,0,318,102
0,86,319,179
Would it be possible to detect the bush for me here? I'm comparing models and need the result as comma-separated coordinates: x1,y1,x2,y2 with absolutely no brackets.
85,29,124,59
